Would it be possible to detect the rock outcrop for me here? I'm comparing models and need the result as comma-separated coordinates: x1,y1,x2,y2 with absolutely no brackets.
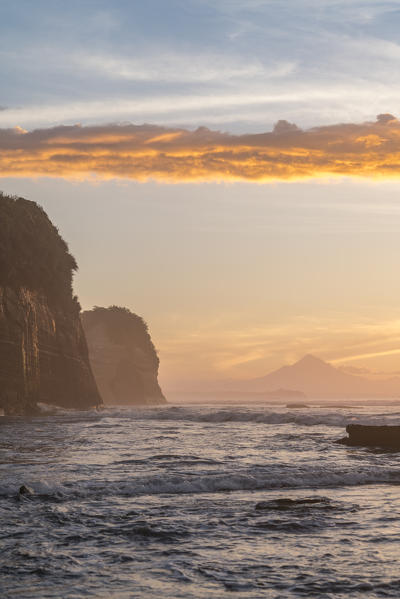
337,424,400,448
0,192,102,415
82,306,166,405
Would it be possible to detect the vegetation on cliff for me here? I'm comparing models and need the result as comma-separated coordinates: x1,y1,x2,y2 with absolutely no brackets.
82,306,160,367
0,191,102,413
0,192,79,311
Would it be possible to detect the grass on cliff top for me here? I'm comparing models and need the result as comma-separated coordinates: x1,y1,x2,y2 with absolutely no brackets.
82,306,159,364
0,191,79,312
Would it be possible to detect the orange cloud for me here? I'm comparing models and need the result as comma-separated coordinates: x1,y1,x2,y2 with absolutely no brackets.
1,114,400,182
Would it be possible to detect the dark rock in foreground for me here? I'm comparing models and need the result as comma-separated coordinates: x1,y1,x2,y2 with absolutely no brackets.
0,193,102,415
19,485,34,496
82,306,166,406
337,424,400,448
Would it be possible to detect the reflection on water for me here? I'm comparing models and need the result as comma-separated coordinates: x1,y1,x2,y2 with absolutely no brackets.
1,404,400,598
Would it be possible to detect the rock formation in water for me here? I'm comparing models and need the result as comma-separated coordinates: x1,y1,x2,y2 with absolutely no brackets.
82,306,166,405
337,424,400,448
0,192,102,415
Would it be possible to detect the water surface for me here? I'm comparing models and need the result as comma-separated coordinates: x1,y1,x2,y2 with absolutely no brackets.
1,403,400,598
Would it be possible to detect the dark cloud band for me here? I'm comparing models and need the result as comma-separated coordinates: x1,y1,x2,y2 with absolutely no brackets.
0,115,399,182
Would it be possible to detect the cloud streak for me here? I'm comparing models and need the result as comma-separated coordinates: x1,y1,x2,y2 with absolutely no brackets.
78,53,295,83
1,114,400,182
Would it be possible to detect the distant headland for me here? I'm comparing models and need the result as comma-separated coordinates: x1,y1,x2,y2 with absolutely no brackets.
177,354,400,400
82,306,166,406
238,354,400,398
0,192,166,415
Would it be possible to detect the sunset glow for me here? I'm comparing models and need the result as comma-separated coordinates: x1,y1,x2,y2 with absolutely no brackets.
2,115,400,182
1,0,400,388
4,3,400,597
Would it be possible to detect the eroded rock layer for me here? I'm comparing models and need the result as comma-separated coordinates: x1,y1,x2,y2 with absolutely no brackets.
0,193,102,414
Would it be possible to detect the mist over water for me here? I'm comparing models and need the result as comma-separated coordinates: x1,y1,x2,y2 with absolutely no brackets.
1,403,400,598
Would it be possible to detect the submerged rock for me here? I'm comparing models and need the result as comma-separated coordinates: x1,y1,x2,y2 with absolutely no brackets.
0,193,102,415
337,424,400,448
82,306,166,406
19,485,34,496
255,498,323,510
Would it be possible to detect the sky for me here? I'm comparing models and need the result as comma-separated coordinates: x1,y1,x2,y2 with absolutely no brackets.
2,0,400,390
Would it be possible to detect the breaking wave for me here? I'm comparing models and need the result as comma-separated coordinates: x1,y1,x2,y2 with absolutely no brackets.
2,464,400,501
105,405,400,428
3,402,400,598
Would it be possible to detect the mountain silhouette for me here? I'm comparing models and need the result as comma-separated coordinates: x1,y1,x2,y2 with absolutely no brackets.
233,354,400,398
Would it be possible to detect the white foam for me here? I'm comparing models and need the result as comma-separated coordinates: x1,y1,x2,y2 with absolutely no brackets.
3,464,399,501
104,406,400,428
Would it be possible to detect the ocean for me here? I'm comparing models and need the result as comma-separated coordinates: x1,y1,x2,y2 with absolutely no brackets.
1,402,400,598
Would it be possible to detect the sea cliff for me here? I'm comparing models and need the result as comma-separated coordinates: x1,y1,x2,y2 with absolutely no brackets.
0,193,102,415
82,306,166,405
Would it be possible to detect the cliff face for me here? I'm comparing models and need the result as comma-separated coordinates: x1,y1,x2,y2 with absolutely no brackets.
0,193,102,415
82,307,166,406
